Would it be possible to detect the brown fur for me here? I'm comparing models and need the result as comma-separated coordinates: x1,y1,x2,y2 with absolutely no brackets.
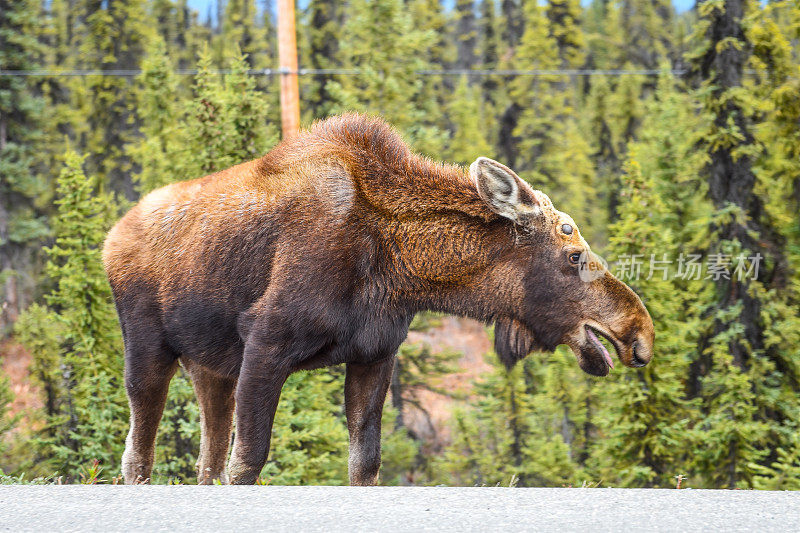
104,113,654,485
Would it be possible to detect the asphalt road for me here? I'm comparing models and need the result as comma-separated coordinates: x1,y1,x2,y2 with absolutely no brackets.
1,486,798,532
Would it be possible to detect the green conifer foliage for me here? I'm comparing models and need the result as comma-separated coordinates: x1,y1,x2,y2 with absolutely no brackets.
377,406,420,485
433,353,582,487
0,362,18,465
593,155,700,487
0,0,49,331
618,0,676,68
327,0,445,155
454,0,479,71
75,0,153,200
15,153,125,479
129,37,182,194
743,0,800,490
260,371,349,485
446,76,493,165
546,0,586,67
180,48,276,178
478,0,500,103
302,0,343,118
217,0,258,63
151,372,200,483
685,0,800,488
509,0,597,234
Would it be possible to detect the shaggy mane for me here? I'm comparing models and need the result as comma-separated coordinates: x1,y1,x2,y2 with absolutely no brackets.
258,113,493,220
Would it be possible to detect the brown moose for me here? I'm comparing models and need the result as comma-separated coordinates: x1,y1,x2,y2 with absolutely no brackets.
103,114,654,485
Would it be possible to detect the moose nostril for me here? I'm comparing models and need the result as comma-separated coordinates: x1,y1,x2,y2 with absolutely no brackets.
631,340,648,367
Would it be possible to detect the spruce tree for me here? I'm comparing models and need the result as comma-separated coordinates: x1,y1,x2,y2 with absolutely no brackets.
685,0,800,488
454,0,479,72
0,361,19,469
742,0,800,490
217,0,259,64
0,0,50,332
260,371,349,485
15,152,125,479
434,352,582,487
478,0,500,102
509,0,598,237
302,0,343,118
129,37,182,194
446,76,493,165
74,0,153,200
545,0,585,67
592,94,705,485
618,0,676,69
177,47,276,178
327,0,445,155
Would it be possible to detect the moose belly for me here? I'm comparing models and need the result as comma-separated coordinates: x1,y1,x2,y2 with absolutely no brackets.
161,290,246,377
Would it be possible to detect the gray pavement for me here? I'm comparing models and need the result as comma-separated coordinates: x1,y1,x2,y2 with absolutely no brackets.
1,485,798,532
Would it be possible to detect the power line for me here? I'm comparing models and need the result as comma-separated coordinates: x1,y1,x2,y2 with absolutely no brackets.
0,67,687,77
417,68,689,76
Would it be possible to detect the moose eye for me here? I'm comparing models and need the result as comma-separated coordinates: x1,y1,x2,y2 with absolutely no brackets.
568,252,582,265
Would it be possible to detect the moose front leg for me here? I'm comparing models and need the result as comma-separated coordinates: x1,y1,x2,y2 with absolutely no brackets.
227,346,289,485
345,357,394,486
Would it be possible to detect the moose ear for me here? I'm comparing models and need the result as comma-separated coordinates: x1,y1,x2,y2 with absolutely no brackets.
469,157,539,222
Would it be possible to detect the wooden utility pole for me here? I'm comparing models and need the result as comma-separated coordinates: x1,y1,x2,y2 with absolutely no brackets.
278,0,300,138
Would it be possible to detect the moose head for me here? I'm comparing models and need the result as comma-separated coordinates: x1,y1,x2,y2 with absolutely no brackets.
470,157,654,376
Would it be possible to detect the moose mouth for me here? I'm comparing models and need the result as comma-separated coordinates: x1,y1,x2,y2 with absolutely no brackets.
579,324,619,375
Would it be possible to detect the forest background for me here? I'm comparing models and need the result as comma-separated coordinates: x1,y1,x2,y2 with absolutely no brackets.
1,0,799,489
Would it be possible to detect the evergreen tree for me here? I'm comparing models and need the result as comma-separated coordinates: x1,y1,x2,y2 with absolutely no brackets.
152,373,201,482
0,360,18,467
593,114,704,485
446,76,493,165
685,0,800,488
509,0,597,236
454,0,479,72
583,0,622,69
74,0,153,200
378,405,420,485
586,75,620,225
15,153,125,479
0,0,50,332
605,69,646,219
385,314,462,482
302,0,343,118
409,0,454,140
260,371,349,485
178,47,276,178
546,0,586,67
327,0,445,155
434,352,582,487
618,0,676,69
742,0,800,490
129,37,182,194
478,0,500,103
217,0,259,64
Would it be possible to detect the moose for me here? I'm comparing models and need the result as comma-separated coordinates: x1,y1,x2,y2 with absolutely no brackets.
103,114,654,485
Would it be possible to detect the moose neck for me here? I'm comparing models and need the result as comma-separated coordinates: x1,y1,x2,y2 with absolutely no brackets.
384,214,525,324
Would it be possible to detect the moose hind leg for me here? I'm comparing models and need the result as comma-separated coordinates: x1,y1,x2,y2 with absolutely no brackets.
121,343,178,484
345,358,394,486
184,360,236,485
